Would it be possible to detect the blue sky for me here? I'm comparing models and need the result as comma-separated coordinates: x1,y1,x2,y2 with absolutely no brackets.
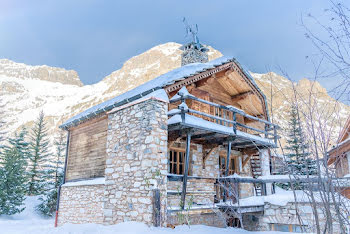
0,0,332,87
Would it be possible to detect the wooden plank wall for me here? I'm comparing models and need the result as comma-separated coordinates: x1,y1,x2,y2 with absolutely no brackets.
65,115,108,181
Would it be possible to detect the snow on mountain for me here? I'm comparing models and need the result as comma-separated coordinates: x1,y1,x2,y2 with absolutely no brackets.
0,59,83,86
1,43,349,150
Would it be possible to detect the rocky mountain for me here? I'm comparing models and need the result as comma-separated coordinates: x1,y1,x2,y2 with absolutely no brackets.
1,42,349,150
252,72,350,149
0,59,83,86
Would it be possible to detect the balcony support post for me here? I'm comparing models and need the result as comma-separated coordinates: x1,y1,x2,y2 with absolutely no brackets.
181,129,192,210
223,139,233,202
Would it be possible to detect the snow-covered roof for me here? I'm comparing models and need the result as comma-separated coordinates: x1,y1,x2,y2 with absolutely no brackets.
60,55,267,129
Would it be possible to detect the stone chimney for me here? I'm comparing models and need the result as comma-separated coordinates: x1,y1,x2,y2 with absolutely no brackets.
180,19,209,66
180,42,209,66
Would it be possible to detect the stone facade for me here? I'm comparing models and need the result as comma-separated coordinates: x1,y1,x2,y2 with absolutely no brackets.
104,98,168,226
167,144,219,208
57,184,105,225
245,202,341,233
167,143,255,226
57,96,259,229
167,209,226,228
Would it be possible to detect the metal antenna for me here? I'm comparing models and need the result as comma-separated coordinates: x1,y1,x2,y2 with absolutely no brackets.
182,17,199,47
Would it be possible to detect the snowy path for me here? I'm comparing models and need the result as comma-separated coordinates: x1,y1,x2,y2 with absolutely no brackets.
0,197,285,234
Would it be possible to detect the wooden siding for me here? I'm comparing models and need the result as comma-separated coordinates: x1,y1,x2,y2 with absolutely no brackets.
65,115,108,181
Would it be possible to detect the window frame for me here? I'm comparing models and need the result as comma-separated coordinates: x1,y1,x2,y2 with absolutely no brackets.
168,147,189,175
270,223,306,233
219,154,238,176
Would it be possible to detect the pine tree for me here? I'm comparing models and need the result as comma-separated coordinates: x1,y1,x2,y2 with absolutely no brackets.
0,100,6,146
37,130,66,216
27,111,51,196
0,120,6,147
285,104,317,176
0,129,28,215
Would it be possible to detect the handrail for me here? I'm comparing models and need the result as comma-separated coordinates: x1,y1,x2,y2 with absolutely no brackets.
187,108,275,137
167,174,350,184
170,94,279,128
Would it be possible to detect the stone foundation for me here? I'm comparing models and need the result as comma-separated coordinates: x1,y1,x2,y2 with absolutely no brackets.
256,202,341,233
57,184,105,225
167,209,226,227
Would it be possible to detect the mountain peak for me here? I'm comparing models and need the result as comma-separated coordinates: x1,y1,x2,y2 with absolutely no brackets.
101,42,222,94
0,59,83,87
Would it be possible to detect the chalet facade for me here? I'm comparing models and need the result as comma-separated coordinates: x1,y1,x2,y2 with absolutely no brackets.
328,116,350,198
56,44,280,230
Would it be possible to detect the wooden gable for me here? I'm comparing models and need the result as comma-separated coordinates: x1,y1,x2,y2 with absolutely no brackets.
165,61,268,128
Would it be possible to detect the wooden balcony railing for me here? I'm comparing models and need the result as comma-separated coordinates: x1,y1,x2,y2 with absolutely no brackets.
169,88,279,146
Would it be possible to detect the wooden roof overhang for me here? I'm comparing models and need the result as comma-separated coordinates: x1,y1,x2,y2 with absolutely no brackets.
337,116,350,144
328,116,350,165
164,61,269,121
328,139,350,165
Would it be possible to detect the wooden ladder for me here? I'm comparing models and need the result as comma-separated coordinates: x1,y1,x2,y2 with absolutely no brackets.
250,154,263,196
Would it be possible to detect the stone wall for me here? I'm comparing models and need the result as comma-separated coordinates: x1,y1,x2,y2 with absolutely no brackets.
167,143,219,209
104,98,168,226
253,202,341,233
57,184,105,225
167,209,226,228
167,142,256,227
167,143,255,208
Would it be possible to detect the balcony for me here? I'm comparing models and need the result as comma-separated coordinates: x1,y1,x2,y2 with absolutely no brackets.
167,87,279,149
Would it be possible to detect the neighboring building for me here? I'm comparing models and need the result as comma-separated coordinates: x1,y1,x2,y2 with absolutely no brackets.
328,116,350,198
55,42,280,230
270,153,285,175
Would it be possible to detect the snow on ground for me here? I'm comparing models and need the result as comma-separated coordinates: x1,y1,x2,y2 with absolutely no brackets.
0,196,288,234
225,187,350,208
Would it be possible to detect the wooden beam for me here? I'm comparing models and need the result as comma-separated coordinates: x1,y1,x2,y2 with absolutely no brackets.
231,91,254,102
153,189,161,227
195,75,216,87
242,149,259,155
232,141,256,148
242,154,252,168
169,137,183,148
191,132,217,140
202,146,218,169
181,131,192,210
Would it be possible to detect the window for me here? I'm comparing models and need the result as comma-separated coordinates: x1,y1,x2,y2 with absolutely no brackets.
270,223,306,233
169,148,188,175
229,158,235,175
219,156,236,176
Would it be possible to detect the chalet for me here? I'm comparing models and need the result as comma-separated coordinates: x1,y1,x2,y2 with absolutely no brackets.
328,116,350,198
55,42,280,230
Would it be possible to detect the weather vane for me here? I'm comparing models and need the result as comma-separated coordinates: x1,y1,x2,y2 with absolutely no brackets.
183,17,201,49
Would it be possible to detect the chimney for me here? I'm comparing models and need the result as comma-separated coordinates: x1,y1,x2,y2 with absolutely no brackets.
180,43,209,66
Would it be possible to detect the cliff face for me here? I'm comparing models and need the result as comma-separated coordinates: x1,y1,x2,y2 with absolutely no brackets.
0,59,83,86
252,72,350,149
1,43,349,150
